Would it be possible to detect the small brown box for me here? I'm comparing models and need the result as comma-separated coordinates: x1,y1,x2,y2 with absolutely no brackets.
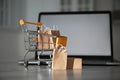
67,58,82,69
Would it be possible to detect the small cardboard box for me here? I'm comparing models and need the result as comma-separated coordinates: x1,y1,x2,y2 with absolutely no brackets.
67,58,82,69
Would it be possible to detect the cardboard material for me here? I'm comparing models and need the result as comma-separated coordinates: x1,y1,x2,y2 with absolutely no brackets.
67,58,82,69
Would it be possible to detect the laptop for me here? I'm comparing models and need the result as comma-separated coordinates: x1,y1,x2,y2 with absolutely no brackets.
38,11,120,66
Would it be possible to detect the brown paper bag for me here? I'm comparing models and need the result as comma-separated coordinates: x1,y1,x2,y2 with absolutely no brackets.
38,30,50,50
55,36,67,48
49,30,60,49
38,30,60,50
52,46,68,70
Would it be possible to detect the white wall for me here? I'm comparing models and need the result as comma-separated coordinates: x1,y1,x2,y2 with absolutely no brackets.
0,30,25,62
26,0,60,22
25,0,60,30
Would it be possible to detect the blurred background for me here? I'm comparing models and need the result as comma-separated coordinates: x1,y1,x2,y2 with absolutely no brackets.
0,0,120,63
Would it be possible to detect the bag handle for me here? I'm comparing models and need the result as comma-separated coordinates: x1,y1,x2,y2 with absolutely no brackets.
54,44,67,55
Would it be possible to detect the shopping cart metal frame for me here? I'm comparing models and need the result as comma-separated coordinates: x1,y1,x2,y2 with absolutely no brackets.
21,25,56,67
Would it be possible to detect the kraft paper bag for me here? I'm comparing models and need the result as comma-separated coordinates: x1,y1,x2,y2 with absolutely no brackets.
55,36,67,48
38,30,60,50
49,30,60,49
52,46,68,70
38,30,50,50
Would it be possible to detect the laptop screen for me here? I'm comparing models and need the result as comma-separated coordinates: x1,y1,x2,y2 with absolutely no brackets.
38,11,113,58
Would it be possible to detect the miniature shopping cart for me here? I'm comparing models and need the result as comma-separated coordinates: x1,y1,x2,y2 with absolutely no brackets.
19,19,60,67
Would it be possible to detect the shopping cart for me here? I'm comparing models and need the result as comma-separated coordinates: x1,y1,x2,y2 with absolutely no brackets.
19,19,57,67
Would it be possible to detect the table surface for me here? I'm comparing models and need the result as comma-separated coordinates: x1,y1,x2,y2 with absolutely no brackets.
0,62,120,80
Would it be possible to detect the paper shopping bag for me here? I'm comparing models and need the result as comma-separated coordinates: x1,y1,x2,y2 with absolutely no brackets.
52,46,68,70
49,30,60,49
38,30,50,50
55,36,67,48
38,30,60,50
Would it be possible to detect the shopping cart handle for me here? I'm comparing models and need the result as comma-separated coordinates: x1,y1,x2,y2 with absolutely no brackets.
19,19,42,27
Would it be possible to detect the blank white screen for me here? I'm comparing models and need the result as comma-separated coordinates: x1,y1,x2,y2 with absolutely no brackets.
40,13,111,56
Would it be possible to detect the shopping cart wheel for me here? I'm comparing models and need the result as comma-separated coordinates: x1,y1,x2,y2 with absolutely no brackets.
48,63,51,68
24,61,28,68
37,61,40,66
46,61,52,68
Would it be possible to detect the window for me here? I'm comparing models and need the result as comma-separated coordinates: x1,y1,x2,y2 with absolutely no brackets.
0,0,25,30
0,0,10,28
60,0,94,11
